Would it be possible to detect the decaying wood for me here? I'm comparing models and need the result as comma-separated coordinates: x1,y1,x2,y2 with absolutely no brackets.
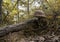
0,18,38,37
0,17,60,42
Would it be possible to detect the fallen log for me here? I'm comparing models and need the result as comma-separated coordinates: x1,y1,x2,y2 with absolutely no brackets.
0,18,38,37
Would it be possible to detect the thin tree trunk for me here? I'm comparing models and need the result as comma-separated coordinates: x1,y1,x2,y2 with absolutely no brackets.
0,0,2,24
27,0,29,14
17,0,20,23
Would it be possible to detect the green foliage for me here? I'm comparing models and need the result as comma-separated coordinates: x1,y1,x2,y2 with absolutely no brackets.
2,0,35,25
1,0,60,30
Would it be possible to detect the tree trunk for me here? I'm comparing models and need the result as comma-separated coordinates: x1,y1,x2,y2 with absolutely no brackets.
0,0,2,24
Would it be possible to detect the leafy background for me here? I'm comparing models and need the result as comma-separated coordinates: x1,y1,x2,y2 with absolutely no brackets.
0,0,60,27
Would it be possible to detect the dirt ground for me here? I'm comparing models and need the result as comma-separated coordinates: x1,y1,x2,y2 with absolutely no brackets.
0,31,60,42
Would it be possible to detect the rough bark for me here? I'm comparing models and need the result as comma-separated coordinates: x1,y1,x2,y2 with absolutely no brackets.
0,0,2,24
0,18,38,37
0,17,60,42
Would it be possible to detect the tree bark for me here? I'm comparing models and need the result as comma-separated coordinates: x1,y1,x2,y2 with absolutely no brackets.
0,18,38,37
0,0,2,24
